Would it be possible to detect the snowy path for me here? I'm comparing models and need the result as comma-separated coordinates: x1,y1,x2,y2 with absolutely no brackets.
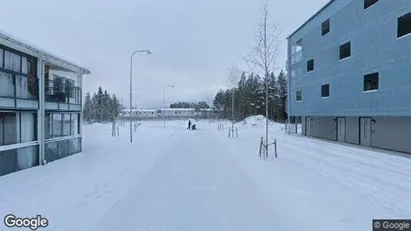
90,128,286,231
0,120,410,231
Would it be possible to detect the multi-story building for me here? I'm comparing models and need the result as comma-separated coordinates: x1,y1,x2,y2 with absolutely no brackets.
287,0,411,153
0,31,90,177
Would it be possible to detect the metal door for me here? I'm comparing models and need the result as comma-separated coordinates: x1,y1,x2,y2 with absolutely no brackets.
337,117,346,142
360,118,371,146
306,117,312,136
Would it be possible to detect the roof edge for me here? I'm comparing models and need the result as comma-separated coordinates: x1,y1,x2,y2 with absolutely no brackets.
0,31,91,75
287,0,335,39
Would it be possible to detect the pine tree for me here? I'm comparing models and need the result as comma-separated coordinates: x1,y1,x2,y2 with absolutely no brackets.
276,71,288,122
83,92,92,123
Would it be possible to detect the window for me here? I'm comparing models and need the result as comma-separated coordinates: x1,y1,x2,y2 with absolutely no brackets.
321,84,330,97
71,114,79,135
296,90,302,101
364,0,378,9
339,42,351,60
63,114,71,136
0,71,14,97
322,19,330,36
66,79,75,98
363,72,379,91
307,59,314,72
398,12,411,38
0,112,36,146
52,114,62,137
21,57,28,74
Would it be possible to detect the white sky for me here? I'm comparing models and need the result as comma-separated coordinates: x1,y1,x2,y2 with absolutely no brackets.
0,0,328,108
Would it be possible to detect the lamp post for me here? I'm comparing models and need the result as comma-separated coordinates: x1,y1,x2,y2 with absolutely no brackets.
130,50,151,143
163,85,175,128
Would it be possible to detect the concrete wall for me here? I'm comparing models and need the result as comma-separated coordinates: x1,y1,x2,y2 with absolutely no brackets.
345,116,359,144
371,116,411,153
289,0,411,117
310,116,336,140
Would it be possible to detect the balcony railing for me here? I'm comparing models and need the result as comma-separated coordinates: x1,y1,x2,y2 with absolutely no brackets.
45,80,81,105
0,70,38,101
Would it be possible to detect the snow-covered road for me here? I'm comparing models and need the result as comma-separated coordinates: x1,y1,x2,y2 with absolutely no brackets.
0,119,410,231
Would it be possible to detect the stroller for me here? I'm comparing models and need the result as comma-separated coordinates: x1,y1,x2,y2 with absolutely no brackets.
191,124,197,130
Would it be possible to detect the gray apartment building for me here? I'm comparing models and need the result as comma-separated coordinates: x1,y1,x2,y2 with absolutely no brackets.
0,31,90,177
287,0,411,153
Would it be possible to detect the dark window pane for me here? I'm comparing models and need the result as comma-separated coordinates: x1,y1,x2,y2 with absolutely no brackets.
296,90,302,101
0,71,14,97
3,112,17,145
0,115,3,146
45,142,58,163
321,84,330,97
398,12,411,38
45,113,52,140
322,19,330,36
307,59,314,72
339,42,351,60
0,146,38,177
364,72,379,91
364,0,378,9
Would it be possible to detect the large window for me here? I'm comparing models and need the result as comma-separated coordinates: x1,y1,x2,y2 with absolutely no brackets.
0,146,39,177
296,90,302,102
398,12,411,38
45,138,81,163
45,113,80,139
364,0,378,9
339,42,351,60
364,72,379,92
0,112,37,146
307,59,314,72
322,19,330,36
321,84,330,97
0,71,14,97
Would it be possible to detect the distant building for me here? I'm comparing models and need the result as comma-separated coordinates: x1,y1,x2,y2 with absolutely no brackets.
286,0,411,153
0,31,90,177
120,108,221,120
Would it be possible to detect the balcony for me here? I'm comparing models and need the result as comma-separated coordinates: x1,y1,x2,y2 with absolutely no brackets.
0,70,39,109
45,80,81,111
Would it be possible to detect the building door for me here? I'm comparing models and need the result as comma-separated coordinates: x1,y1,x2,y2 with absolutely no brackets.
337,117,346,142
360,117,371,146
305,117,312,136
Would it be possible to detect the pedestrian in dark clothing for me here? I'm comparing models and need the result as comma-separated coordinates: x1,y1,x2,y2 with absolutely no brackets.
187,120,191,130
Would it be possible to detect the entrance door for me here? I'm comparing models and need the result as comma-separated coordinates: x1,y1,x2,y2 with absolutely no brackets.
305,117,312,136
337,117,346,142
360,118,371,146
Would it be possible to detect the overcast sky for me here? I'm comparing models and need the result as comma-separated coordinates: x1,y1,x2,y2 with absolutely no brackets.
0,0,328,108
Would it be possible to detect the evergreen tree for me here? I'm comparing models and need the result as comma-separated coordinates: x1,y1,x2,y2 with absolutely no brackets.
83,92,92,123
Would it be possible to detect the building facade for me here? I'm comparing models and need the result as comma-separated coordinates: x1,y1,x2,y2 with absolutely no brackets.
121,108,221,120
287,0,411,153
0,31,90,177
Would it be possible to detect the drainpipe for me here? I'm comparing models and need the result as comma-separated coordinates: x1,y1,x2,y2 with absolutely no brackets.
38,55,47,165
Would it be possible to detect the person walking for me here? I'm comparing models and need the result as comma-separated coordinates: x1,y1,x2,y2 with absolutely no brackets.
187,120,191,130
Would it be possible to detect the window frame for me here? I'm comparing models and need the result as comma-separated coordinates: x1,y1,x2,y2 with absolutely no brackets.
321,84,330,98
296,90,302,102
397,12,411,39
339,41,351,60
363,72,379,92
307,59,314,72
322,19,330,36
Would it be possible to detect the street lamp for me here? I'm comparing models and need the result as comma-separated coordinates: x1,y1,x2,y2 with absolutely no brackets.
163,84,175,128
130,49,151,143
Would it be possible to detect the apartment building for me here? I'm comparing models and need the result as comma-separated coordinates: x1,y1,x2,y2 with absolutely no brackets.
0,31,90,177
287,0,411,153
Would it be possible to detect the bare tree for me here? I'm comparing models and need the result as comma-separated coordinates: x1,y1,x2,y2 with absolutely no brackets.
227,65,242,134
244,0,283,157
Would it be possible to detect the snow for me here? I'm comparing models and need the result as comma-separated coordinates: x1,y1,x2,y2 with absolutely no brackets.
0,119,410,231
